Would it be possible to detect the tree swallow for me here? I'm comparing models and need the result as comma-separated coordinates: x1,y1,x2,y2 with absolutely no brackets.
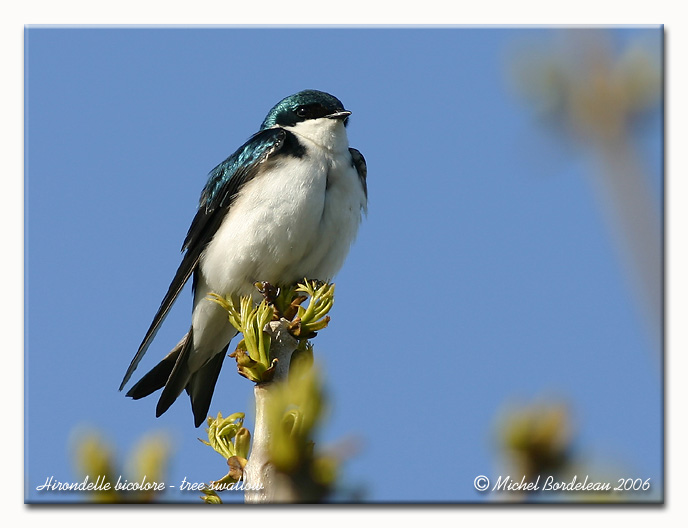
120,89,367,427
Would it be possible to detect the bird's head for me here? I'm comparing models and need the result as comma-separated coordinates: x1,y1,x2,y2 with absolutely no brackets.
260,90,351,131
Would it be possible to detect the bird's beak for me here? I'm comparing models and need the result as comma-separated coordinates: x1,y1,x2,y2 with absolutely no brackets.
326,110,352,120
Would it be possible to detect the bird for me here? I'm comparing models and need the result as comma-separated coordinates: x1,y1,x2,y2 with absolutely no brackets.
119,89,367,427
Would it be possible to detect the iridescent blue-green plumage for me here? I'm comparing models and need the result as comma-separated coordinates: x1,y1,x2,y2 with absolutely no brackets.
260,90,347,130
198,131,284,212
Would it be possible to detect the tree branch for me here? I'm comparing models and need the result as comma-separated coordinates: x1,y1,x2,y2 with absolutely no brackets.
243,319,299,503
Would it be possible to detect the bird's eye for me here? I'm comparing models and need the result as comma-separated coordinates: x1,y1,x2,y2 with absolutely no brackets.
295,106,309,118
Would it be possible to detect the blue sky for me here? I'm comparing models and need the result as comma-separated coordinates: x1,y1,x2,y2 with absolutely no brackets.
24,27,663,503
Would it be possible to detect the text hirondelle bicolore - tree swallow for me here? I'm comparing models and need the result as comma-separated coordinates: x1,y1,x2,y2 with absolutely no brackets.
119,90,367,427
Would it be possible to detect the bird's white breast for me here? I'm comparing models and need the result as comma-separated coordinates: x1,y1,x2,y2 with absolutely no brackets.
190,118,365,363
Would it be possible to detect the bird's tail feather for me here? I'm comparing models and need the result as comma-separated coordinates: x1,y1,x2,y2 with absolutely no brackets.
155,328,195,419
187,347,228,428
126,328,228,428
125,336,187,400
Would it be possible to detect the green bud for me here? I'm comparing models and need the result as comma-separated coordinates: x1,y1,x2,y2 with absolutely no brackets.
234,427,251,460
200,487,223,504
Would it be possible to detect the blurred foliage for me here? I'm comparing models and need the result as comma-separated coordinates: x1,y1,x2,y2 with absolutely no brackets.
497,32,663,502
497,400,574,484
71,428,170,503
508,29,661,146
495,398,654,502
264,357,339,502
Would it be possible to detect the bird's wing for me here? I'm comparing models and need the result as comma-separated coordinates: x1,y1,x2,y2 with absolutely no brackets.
349,147,367,199
119,127,288,390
